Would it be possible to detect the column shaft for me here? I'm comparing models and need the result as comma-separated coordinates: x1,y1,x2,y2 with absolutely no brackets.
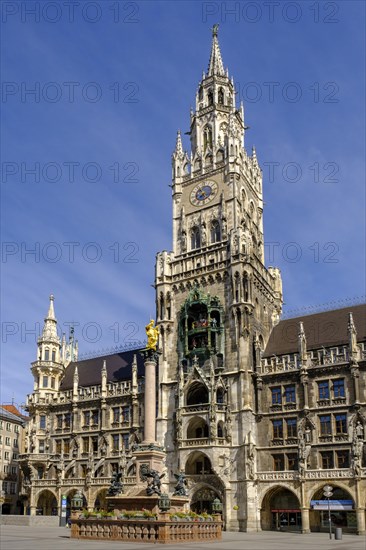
143,359,156,443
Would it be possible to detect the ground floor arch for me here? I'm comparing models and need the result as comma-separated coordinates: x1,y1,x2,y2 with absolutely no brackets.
190,483,221,514
93,489,108,510
65,489,88,521
309,484,356,533
260,485,301,531
36,489,58,516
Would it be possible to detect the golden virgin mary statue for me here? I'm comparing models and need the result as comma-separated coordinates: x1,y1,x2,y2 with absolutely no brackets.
145,319,159,351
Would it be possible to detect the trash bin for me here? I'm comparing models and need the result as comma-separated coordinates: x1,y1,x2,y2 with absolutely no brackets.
335,527,342,540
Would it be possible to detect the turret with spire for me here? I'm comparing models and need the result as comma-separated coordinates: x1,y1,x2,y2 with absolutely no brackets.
31,295,65,396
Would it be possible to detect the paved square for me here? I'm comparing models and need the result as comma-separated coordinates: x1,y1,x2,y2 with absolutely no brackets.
1,526,365,550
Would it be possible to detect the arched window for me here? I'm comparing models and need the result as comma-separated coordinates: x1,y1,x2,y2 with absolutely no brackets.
217,148,224,163
198,85,203,101
211,220,221,243
207,89,213,105
187,382,209,406
218,88,224,105
159,293,165,320
217,421,225,438
191,227,201,250
194,158,201,173
216,388,224,404
44,348,50,361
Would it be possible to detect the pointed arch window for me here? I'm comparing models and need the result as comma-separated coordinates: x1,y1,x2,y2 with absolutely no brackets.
217,149,224,163
211,220,221,243
243,272,249,302
218,88,224,105
217,421,225,438
198,85,203,101
207,89,213,106
191,227,201,250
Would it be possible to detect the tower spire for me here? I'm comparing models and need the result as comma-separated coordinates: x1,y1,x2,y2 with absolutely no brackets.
207,24,225,77
41,294,58,340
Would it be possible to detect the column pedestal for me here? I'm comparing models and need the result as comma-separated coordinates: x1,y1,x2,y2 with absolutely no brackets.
301,507,310,533
356,508,365,535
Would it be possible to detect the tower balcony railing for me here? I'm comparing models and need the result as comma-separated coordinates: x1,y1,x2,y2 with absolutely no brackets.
182,404,210,414
181,438,210,447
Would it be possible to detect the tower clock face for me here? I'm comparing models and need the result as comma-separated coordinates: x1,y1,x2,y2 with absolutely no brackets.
190,181,218,206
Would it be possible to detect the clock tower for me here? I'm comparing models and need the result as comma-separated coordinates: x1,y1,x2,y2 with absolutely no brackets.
155,26,283,530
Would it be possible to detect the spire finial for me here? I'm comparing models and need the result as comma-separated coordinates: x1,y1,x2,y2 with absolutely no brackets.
47,294,56,320
175,130,183,154
207,25,225,77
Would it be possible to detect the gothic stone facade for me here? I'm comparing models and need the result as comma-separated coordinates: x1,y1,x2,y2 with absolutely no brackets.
19,30,365,533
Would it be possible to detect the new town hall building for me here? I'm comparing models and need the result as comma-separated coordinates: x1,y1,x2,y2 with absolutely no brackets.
18,29,365,534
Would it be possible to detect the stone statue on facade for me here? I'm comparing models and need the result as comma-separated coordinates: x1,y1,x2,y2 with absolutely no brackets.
129,429,141,450
246,442,256,480
298,423,312,477
98,433,108,456
70,436,79,458
351,420,364,478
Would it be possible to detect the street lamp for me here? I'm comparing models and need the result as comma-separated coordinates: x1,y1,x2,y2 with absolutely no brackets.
323,485,333,539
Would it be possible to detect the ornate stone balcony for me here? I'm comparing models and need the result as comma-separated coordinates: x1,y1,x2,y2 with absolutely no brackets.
31,476,137,488
257,471,297,481
257,468,363,482
182,404,210,414
181,438,210,447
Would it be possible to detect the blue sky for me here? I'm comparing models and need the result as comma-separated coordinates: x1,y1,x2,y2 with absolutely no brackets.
1,0,365,409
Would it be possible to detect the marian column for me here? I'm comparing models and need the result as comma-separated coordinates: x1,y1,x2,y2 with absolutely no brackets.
143,320,159,444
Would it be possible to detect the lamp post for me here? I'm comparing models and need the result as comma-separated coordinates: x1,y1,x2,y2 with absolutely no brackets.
323,485,333,539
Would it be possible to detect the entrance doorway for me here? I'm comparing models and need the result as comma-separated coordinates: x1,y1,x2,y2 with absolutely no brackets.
261,487,301,531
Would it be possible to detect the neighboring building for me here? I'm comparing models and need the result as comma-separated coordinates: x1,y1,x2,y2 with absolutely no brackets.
0,405,28,514
18,28,365,533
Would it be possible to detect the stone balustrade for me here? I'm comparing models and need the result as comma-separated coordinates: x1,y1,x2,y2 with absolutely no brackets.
257,468,365,481
71,517,222,543
31,476,137,488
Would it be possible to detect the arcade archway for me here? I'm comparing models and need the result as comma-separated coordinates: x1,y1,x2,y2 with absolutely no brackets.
191,485,221,514
36,490,58,516
261,486,301,531
310,485,356,533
